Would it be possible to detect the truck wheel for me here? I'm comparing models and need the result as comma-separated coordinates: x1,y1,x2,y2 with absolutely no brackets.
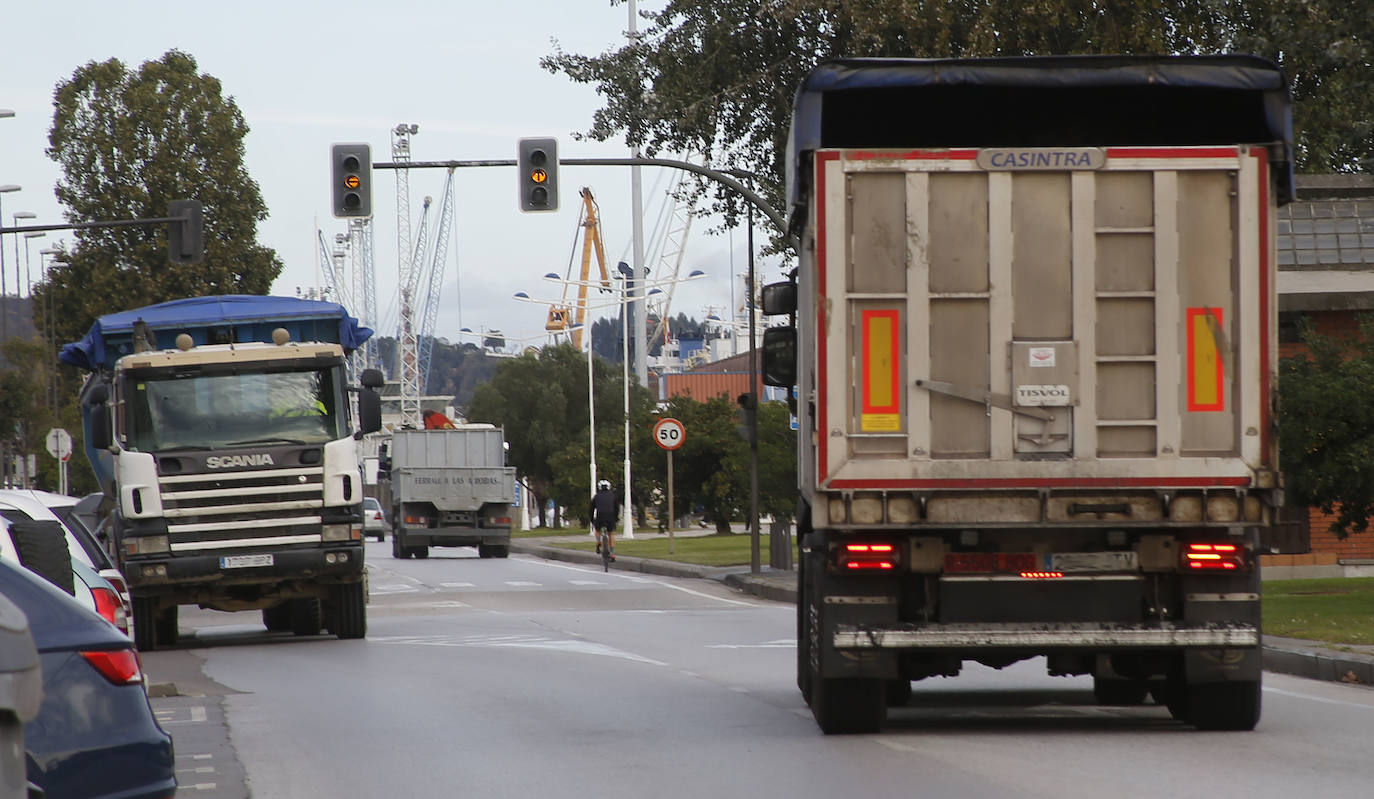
391,533,407,559
1094,676,1149,706
885,679,912,707
479,544,509,559
796,558,812,702
1188,680,1261,731
812,678,885,735
412,547,429,559
289,598,322,636
262,603,291,632
331,582,367,640
11,520,75,596
133,597,159,652
156,605,179,646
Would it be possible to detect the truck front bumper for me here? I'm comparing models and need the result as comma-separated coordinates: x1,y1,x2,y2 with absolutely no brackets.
124,544,365,591
401,526,510,548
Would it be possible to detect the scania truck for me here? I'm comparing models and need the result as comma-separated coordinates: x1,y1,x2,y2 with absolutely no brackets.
761,56,1293,733
61,295,384,651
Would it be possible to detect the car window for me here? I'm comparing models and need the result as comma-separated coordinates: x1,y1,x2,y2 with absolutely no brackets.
364,498,381,510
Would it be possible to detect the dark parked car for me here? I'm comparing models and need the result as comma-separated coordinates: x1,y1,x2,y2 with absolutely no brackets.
0,558,175,798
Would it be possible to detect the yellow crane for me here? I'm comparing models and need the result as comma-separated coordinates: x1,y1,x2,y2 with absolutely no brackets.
546,188,612,349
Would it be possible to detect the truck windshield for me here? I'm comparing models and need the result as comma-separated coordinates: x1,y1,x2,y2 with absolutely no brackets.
123,366,348,451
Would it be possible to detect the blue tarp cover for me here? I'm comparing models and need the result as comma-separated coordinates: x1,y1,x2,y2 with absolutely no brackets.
60,295,373,371
786,55,1295,211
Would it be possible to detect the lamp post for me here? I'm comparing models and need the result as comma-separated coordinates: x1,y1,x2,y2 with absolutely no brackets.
23,231,45,298
0,186,20,341
11,212,35,310
39,248,60,411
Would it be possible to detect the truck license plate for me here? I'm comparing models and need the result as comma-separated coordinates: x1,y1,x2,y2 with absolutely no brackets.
220,554,274,569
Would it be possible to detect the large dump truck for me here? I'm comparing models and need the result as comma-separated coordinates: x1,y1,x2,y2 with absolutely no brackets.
383,426,517,559
60,295,384,651
761,56,1293,734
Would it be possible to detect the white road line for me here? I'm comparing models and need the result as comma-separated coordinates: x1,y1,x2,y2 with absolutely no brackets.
177,766,216,774
1265,685,1374,710
708,639,796,649
504,581,542,587
570,580,605,586
521,556,767,607
440,582,476,588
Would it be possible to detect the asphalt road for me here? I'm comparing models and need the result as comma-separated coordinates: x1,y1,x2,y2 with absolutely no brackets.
141,540,1374,799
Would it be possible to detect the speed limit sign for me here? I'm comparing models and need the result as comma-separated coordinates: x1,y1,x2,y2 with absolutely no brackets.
653,417,685,450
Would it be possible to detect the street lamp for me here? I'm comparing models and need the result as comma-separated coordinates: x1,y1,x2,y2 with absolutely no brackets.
0,186,20,340
523,268,706,542
23,231,45,298
38,247,61,411
11,212,35,308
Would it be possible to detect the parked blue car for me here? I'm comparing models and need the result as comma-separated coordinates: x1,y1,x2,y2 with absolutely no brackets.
0,558,175,798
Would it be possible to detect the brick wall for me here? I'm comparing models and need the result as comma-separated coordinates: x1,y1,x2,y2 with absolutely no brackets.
1307,506,1374,560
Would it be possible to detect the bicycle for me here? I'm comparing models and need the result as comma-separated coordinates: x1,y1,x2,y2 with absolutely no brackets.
595,524,613,572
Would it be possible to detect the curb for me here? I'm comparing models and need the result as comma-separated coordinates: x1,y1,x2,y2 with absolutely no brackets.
511,539,1374,689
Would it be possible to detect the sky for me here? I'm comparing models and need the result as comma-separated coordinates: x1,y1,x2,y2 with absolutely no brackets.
0,0,784,353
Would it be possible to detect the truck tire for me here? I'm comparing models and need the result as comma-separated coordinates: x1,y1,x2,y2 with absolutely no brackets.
479,543,509,559
133,597,159,652
290,598,322,636
812,678,885,735
262,603,291,632
1094,676,1149,706
156,605,179,646
796,557,812,702
11,520,75,596
885,679,912,707
412,546,429,559
331,582,367,639
392,532,407,559
1188,680,1261,731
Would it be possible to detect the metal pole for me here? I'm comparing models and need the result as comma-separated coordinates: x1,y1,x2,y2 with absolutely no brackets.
662,450,667,557
621,278,634,540
587,326,598,540
748,205,760,575
629,0,648,388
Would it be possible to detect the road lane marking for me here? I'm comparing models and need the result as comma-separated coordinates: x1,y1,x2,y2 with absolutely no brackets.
504,581,542,587
707,639,796,649
440,582,476,588
1265,685,1374,710
371,633,668,665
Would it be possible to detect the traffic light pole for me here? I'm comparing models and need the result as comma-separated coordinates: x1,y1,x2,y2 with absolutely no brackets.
0,203,205,264
373,156,790,244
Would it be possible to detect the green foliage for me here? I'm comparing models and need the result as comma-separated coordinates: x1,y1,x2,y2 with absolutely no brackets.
38,49,282,351
0,337,94,495
544,0,1370,247
1262,578,1374,644
1278,318,1374,536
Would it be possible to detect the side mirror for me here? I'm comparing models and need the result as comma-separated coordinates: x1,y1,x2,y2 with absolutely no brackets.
761,326,797,387
357,389,383,435
360,368,384,389
761,281,797,316
85,393,112,450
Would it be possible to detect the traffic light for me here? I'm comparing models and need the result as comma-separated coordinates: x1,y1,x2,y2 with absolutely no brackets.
517,137,558,212
167,199,204,264
331,143,372,218
736,392,757,444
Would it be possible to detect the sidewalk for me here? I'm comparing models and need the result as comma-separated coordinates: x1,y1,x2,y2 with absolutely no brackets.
510,536,1374,689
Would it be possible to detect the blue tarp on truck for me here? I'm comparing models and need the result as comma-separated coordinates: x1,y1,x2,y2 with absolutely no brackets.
60,294,373,372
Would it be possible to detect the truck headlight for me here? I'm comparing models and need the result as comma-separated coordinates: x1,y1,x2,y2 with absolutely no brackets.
322,523,354,542
125,535,169,556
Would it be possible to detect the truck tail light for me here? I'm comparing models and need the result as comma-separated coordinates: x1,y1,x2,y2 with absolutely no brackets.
81,649,144,685
1183,542,1246,571
838,542,898,571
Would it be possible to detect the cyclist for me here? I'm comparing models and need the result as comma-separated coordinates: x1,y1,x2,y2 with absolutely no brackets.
589,479,620,561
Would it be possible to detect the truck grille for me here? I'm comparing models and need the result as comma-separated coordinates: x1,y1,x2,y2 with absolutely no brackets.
160,467,325,548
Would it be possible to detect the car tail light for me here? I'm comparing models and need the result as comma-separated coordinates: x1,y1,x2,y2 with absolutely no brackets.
90,586,129,635
80,649,144,685
1183,542,1246,571
837,542,898,571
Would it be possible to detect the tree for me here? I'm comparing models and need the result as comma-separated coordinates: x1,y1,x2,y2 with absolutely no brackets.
544,0,1369,246
38,49,282,351
1278,318,1374,537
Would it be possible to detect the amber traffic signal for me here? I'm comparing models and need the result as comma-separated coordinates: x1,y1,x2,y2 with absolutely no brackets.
517,137,558,212
331,143,372,218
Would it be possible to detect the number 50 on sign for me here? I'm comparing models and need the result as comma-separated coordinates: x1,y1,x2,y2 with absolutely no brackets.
653,417,685,450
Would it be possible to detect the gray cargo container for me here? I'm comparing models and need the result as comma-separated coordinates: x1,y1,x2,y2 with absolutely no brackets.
762,55,1293,735
386,426,517,559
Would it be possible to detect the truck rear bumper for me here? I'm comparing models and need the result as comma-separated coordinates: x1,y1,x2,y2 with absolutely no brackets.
834,622,1259,650
401,526,510,547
